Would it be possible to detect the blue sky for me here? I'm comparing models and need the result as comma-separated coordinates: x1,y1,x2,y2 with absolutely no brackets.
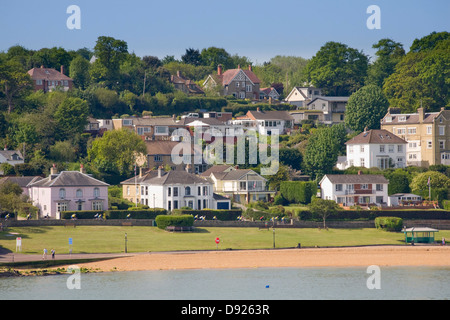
0,0,448,64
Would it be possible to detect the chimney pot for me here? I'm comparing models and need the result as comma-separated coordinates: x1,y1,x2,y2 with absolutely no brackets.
60,65,64,74
248,64,252,71
217,65,223,76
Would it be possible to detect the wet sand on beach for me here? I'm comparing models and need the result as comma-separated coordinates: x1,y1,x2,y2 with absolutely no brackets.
70,246,450,272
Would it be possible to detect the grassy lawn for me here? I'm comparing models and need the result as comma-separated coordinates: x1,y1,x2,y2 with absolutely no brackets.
3,226,448,255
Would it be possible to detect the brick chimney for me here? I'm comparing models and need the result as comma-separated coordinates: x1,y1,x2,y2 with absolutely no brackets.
217,65,223,76
80,164,86,174
248,64,252,71
60,65,64,75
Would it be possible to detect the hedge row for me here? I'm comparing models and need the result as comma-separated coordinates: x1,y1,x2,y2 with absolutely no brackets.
280,181,316,204
155,215,194,230
62,209,167,220
172,209,242,221
295,210,450,221
375,217,404,232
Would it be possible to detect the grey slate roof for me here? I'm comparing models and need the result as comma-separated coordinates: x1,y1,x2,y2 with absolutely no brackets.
345,129,407,145
322,174,388,184
0,176,42,188
144,170,212,185
29,171,109,187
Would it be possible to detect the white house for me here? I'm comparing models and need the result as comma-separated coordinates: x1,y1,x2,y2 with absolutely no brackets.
136,167,230,211
201,165,275,204
231,109,294,135
319,173,389,207
284,87,323,108
388,193,422,207
344,129,407,170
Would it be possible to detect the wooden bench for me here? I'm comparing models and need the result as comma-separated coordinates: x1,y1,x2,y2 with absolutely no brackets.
166,226,193,232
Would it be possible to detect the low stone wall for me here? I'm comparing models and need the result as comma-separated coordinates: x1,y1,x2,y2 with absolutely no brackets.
3,219,450,229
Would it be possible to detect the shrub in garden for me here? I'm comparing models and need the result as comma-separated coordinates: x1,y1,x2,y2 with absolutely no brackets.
155,214,194,230
375,217,403,232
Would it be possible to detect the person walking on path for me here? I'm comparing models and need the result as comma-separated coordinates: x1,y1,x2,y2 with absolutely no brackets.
43,248,48,260
51,249,55,259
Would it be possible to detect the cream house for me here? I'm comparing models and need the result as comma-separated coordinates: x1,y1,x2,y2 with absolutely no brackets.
381,107,450,167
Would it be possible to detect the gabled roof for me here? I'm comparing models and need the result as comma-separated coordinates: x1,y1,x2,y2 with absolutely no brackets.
27,67,72,81
201,165,266,181
29,171,109,188
144,170,212,185
206,67,261,87
0,176,43,188
345,129,407,145
181,118,227,126
120,170,160,185
320,174,388,185
0,150,23,161
307,96,349,105
246,110,294,121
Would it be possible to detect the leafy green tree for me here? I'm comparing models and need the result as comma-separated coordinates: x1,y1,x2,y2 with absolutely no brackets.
383,36,449,113
279,147,302,170
69,55,91,89
410,31,450,52
54,97,89,141
366,38,405,87
345,84,389,132
304,42,368,96
49,141,77,163
91,36,128,86
0,58,34,113
182,48,202,66
308,197,340,229
383,169,411,195
200,47,233,69
410,171,450,200
87,129,147,177
303,127,341,179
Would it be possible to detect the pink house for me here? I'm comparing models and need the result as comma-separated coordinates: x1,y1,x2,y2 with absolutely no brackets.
28,165,109,219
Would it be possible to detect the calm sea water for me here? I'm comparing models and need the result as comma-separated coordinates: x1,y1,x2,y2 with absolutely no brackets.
1,267,449,300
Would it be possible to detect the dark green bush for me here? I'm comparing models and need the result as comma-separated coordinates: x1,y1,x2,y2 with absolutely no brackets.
280,181,316,204
155,214,194,230
375,217,404,231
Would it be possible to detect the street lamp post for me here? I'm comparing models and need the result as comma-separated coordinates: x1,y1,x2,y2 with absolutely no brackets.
125,233,128,253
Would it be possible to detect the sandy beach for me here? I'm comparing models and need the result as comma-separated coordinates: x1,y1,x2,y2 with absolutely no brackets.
72,246,450,272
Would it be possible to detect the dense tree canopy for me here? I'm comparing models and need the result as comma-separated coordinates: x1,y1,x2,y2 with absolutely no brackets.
383,34,449,113
345,84,389,132
304,42,369,96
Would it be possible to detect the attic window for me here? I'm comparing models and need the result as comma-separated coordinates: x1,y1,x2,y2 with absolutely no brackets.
385,117,392,122
398,116,407,122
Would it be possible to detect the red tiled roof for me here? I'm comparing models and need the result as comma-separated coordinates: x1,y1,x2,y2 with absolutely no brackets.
27,67,73,81
219,68,261,85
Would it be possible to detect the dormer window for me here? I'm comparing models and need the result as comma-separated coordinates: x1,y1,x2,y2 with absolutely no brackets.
385,116,392,123
398,116,406,122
